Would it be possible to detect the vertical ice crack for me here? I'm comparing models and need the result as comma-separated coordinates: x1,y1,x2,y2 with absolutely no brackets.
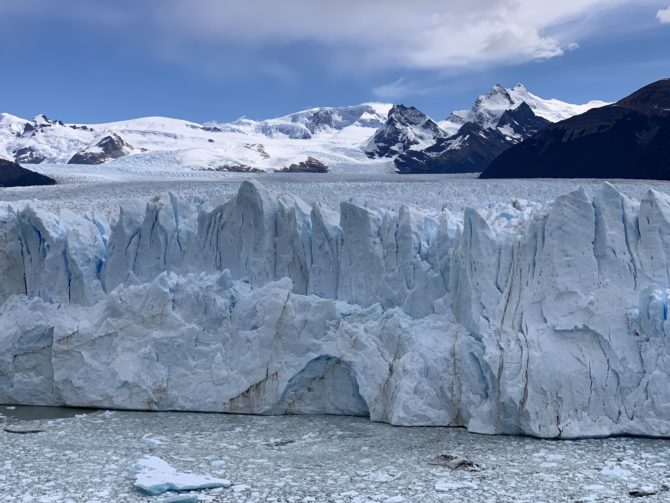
592,200,605,283
62,242,72,303
169,193,184,257
620,197,640,290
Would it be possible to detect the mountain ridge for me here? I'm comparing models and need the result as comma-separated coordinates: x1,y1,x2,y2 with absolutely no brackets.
0,85,606,175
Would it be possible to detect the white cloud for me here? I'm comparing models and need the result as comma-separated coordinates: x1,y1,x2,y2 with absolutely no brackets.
1,0,667,72
658,6,670,23
144,0,645,70
372,78,411,100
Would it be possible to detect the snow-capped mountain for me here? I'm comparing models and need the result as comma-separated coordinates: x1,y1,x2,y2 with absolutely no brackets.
393,84,607,174
395,122,513,174
394,101,553,174
223,103,391,139
481,79,670,180
362,83,606,174
440,83,608,135
365,105,444,158
0,104,394,174
0,85,607,176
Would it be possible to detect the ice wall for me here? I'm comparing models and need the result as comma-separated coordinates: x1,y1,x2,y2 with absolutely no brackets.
2,181,670,438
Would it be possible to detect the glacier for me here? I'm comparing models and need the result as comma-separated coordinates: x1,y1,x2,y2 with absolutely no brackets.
2,180,670,439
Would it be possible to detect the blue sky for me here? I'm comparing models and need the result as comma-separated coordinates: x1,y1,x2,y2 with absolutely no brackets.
0,0,669,124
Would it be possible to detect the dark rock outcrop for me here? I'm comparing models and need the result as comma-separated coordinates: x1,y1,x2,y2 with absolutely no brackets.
20,122,35,137
68,133,132,165
13,146,46,164
481,79,670,180
278,157,329,173
210,164,263,173
0,158,56,187
187,123,223,133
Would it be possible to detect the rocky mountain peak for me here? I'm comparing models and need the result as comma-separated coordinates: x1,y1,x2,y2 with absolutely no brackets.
387,105,429,125
366,105,443,159
496,102,551,140
33,114,51,126
477,84,514,105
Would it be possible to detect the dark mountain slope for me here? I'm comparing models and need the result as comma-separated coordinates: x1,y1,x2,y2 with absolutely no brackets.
0,158,56,187
395,123,512,174
396,103,551,174
496,102,551,139
481,79,670,180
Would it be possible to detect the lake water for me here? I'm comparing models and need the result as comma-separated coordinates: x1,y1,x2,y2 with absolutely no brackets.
2,408,670,502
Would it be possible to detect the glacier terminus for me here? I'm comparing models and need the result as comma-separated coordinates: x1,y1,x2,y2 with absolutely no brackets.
2,180,670,439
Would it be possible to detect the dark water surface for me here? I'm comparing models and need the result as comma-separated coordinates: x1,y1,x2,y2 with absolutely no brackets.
1,404,95,422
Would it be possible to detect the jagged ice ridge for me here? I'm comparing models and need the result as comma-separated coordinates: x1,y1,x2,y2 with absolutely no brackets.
1,181,670,439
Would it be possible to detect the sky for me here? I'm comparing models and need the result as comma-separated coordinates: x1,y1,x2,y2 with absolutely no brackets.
0,0,669,124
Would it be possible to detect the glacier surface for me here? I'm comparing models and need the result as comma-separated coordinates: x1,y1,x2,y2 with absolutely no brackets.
2,180,670,438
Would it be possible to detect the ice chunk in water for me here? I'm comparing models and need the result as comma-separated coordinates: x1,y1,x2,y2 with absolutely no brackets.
160,495,199,503
132,455,231,496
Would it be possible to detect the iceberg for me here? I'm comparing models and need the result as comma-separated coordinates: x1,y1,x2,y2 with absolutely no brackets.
2,181,670,438
132,455,231,496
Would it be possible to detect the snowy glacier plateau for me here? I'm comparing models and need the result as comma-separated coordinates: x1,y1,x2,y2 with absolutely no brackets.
2,179,670,439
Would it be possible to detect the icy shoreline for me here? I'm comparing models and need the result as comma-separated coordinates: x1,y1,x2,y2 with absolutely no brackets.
2,180,670,438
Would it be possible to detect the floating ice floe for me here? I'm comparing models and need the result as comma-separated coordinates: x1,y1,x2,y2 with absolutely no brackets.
434,479,478,492
132,455,231,496
142,434,166,446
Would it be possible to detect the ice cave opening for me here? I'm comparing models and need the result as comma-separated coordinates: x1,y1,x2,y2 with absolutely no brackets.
273,356,370,417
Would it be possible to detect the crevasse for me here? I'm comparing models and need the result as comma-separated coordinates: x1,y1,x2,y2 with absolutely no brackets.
2,181,670,439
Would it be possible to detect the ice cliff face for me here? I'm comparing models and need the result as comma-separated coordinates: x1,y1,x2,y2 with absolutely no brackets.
2,181,670,438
